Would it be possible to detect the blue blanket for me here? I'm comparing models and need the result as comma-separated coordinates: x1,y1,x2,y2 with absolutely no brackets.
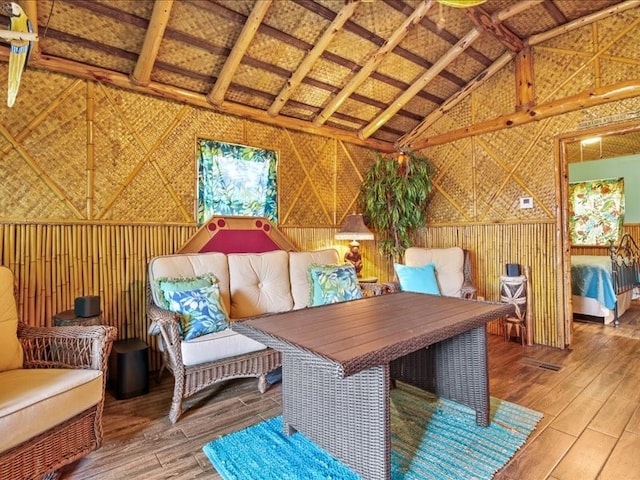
571,255,617,310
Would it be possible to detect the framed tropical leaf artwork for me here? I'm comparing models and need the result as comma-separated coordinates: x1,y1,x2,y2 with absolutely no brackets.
569,177,624,246
196,139,278,226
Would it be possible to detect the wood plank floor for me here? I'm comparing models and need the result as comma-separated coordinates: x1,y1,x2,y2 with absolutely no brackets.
60,303,640,480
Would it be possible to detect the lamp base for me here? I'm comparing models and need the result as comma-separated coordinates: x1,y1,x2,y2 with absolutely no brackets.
344,241,363,277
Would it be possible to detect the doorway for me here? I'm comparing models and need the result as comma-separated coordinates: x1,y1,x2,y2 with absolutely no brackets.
556,119,640,346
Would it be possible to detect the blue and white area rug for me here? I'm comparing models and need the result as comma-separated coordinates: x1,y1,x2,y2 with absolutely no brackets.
203,384,542,480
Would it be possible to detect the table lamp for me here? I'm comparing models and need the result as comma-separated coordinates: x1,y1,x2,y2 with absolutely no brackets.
335,213,374,277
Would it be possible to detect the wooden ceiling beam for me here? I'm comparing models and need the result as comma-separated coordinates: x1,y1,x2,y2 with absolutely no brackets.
267,0,359,117
22,0,39,59
409,79,640,149
296,0,466,88
515,47,535,111
397,51,513,149
400,0,637,149
383,0,492,67
360,27,480,139
313,0,434,127
207,0,272,106
0,49,393,151
542,0,568,24
465,5,524,53
130,0,173,86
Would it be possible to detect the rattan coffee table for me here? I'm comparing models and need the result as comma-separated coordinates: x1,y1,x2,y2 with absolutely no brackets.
232,292,513,480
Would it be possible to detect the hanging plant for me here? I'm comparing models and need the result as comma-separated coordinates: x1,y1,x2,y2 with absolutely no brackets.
358,151,433,263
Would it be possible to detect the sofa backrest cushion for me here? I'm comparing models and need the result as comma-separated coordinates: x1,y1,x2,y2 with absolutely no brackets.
404,247,464,298
289,249,341,310
0,266,23,372
148,252,231,314
228,250,293,319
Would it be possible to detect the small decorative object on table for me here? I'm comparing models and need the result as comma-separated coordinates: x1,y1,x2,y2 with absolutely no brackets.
54,296,103,326
335,213,374,277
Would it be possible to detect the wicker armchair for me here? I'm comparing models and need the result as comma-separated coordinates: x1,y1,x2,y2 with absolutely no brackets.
0,316,116,479
146,284,281,424
386,248,477,299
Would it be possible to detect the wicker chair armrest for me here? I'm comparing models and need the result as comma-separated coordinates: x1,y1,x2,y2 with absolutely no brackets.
146,299,184,370
18,323,117,371
383,281,401,294
461,280,477,299
359,282,389,296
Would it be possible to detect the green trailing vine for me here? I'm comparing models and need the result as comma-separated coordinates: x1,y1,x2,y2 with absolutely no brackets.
358,151,433,263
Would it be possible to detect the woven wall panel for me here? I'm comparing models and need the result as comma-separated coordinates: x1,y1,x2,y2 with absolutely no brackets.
471,65,515,123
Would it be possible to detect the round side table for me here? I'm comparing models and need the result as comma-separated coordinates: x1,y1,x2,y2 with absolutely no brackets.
53,309,103,327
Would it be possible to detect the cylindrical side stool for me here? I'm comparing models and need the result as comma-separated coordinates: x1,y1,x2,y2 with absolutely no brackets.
500,275,527,345
108,338,150,400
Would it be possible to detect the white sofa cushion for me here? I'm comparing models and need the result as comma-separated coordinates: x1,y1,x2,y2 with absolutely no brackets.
404,247,464,298
148,252,231,314
0,368,103,453
181,328,267,366
228,250,293,319
289,249,341,309
0,267,22,372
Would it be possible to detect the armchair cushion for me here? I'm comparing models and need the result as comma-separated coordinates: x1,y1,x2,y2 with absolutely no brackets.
404,247,465,298
394,262,441,295
308,263,363,306
0,368,103,453
165,284,230,341
0,267,22,372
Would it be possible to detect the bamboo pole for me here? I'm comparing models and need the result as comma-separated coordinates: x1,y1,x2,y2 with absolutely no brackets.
411,79,640,148
524,264,534,346
207,0,273,106
314,0,434,127
130,0,174,86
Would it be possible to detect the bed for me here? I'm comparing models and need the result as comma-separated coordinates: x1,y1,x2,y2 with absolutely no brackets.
572,233,640,326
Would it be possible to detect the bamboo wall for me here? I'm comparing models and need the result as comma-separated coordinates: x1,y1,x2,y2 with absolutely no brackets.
0,10,639,358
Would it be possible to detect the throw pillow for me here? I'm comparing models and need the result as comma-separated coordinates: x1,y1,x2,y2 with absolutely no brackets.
155,273,218,309
308,263,363,306
164,284,229,341
394,262,441,295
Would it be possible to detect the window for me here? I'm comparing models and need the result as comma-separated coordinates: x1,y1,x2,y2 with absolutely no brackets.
196,139,278,226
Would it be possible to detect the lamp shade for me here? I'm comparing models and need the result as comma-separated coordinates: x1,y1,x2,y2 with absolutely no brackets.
335,214,374,241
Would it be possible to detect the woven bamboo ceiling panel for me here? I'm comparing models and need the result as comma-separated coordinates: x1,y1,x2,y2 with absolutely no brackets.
1,0,634,153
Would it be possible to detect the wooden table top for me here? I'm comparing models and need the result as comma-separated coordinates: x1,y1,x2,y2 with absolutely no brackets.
232,292,514,378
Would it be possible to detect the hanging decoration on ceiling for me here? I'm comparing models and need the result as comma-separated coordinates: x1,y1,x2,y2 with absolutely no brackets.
1,2,37,107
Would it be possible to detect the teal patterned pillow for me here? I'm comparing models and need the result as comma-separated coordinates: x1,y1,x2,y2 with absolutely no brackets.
164,284,229,341
155,273,217,309
309,264,363,306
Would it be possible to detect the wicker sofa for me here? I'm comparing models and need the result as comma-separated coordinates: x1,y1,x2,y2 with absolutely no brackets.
388,247,477,299
0,266,117,480
147,248,380,423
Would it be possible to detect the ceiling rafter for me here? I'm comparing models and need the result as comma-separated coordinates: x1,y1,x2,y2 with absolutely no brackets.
399,0,638,150
465,5,524,53
267,0,359,117
313,0,435,127
207,0,272,106
130,0,173,86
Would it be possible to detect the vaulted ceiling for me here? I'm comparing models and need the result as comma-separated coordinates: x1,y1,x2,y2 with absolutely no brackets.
1,0,638,151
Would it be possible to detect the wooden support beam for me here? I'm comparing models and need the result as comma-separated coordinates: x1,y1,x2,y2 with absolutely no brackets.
207,0,273,106
0,49,393,151
130,0,173,87
515,47,535,111
313,0,434,127
465,5,524,53
267,0,359,117
22,0,39,58
409,79,640,148
397,52,513,149
527,0,640,46
361,27,481,140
